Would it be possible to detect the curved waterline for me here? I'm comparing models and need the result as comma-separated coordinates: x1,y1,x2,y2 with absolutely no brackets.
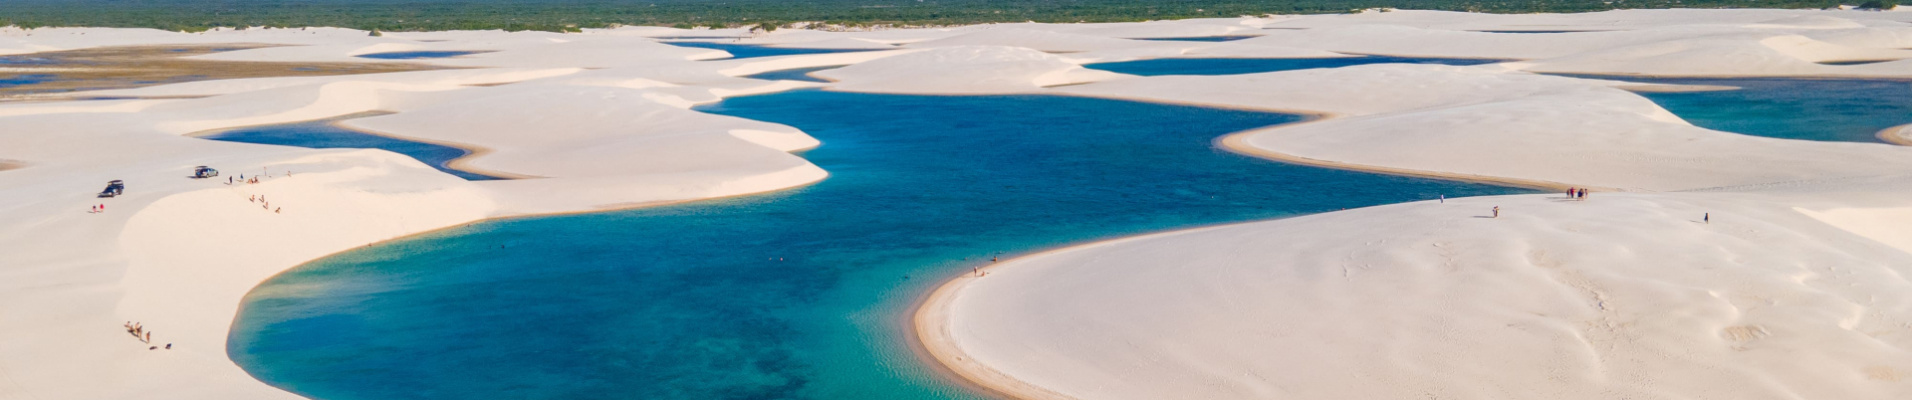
1557,75,1912,144
355,51,489,60
196,114,512,181
229,90,1529,399
1082,55,1508,76
661,41,884,60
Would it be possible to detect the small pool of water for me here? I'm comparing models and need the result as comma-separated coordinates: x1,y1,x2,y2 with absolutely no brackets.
741,66,843,83
1474,30,1602,33
355,51,486,60
1132,35,1261,42
1084,55,1507,76
228,91,1526,399
1586,76,1912,143
199,118,505,181
0,74,58,88
1817,59,1901,66
662,41,883,59
0,55,62,65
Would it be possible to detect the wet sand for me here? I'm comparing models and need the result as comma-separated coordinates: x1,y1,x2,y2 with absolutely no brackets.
0,44,443,100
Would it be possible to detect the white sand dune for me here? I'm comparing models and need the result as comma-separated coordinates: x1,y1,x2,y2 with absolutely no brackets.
0,25,828,399
1052,64,1912,191
931,191,1912,400
6,8,1912,400
817,46,1126,94
910,9,1912,400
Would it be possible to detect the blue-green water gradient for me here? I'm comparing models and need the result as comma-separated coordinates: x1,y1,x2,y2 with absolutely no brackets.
1588,77,1912,143
229,91,1528,399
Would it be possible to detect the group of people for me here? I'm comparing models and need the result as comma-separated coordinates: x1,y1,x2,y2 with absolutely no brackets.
88,203,106,213
122,321,170,350
1566,187,1591,200
1487,187,1595,218
226,168,290,186
250,195,281,214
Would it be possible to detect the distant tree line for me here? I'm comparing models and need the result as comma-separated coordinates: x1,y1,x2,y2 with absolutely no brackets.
0,0,1896,33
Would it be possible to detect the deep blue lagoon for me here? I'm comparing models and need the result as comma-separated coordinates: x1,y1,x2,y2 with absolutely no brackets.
200,118,505,181
1083,55,1506,76
229,91,1528,399
1596,77,1912,143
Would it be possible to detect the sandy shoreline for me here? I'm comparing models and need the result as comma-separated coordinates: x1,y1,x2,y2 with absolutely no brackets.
1877,123,1912,146
339,120,545,180
1215,125,1581,192
914,259,1082,400
183,112,538,180
908,122,1566,399
912,225,1243,400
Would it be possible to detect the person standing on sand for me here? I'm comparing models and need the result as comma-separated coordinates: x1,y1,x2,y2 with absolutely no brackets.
1492,206,1500,218
1439,195,1444,203
1705,213,1710,224
1567,187,1576,198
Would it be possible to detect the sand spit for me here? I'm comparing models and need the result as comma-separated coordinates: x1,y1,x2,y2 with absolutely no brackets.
1878,123,1912,146
4,8,1912,399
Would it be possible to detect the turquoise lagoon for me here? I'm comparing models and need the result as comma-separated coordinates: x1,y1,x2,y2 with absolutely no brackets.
228,91,1528,399
1598,77,1912,143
